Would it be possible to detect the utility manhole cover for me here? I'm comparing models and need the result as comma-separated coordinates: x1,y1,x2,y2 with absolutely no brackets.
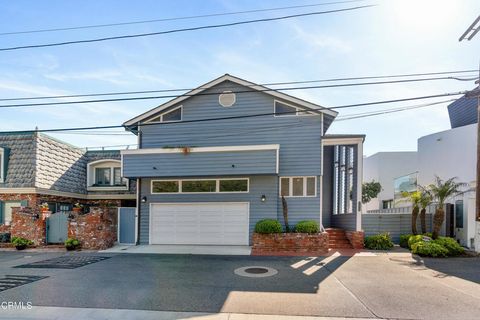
15,256,110,269
234,266,278,278
0,275,48,292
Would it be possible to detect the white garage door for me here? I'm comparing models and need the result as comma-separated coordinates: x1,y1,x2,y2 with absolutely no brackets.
149,202,249,245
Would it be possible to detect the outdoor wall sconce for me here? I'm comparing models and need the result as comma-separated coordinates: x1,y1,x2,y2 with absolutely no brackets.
141,196,147,203
32,213,40,221
261,195,266,202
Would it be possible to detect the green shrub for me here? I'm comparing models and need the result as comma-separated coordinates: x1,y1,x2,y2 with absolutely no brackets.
399,234,412,248
295,221,319,234
408,235,427,249
433,237,464,256
254,219,283,234
364,233,394,250
411,241,448,257
11,237,33,250
65,238,80,250
423,232,433,238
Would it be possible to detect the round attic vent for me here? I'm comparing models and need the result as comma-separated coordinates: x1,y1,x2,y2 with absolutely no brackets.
219,91,236,107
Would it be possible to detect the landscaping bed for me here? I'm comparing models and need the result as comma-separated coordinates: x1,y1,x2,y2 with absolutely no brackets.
251,219,329,256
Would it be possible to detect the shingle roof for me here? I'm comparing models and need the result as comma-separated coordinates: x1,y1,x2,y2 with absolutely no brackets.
0,133,36,188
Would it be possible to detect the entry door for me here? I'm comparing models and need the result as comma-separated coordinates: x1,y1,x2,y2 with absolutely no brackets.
47,212,68,244
149,202,249,245
118,207,136,244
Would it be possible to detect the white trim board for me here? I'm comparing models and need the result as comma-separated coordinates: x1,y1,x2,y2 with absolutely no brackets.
123,74,337,126
0,187,136,200
322,137,365,146
121,144,280,155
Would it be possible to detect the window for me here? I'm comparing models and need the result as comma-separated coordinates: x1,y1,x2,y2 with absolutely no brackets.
152,181,179,193
151,178,249,194
382,200,393,209
147,106,182,123
279,177,316,197
0,147,5,183
274,101,313,117
88,159,127,189
219,179,248,192
95,168,111,186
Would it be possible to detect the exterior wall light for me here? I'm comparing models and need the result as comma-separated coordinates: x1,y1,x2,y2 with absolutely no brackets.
141,196,147,203
261,195,266,202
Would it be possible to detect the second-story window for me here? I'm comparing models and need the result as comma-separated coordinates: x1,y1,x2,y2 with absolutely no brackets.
147,106,182,123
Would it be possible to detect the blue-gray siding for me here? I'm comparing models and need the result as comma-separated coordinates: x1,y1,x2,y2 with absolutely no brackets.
123,149,277,178
447,96,478,129
139,81,322,177
139,176,279,244
322,146,334,227
331,214,357,231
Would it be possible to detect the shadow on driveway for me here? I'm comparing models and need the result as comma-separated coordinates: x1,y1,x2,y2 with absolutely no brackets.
412,255,480,284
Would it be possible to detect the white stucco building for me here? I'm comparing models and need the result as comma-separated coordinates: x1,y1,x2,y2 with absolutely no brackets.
363,95,477,249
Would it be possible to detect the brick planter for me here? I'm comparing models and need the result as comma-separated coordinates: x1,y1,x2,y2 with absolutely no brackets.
251,232,329,256
345,231,365,249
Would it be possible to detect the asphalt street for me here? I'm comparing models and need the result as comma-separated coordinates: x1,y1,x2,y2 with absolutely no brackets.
0,251,478,319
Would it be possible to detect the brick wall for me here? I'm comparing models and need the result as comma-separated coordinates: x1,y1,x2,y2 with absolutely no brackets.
11,207,46,245
68,207,117,250
345,231,365,249
251,232,329,256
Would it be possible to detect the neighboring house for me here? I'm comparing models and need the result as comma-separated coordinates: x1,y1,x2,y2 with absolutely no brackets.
362,95,477,248
0,132,136,233
121,74,365,246
363,152,418,211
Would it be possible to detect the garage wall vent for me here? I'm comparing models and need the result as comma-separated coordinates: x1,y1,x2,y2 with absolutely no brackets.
219,91,236,107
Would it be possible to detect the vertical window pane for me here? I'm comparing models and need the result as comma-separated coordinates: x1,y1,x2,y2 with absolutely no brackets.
162,107,182,122
306,177,316,196
95,168,111,186
280,178,290,196
292,178,304,196
114,168,123,185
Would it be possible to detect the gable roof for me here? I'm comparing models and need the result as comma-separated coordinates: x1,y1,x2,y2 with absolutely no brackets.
123,74,338,128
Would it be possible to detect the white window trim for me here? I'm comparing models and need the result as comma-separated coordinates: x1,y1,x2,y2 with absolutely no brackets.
0,148,4,183
273,100,314,118
279,176,317,198
151,178,250,194
87,159,128,191
145,105,183,124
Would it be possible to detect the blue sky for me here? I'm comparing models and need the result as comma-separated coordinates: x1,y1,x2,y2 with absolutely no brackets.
0,0,479,155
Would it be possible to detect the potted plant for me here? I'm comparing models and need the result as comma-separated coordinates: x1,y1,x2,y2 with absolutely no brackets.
11,237,33,250
65,238,80,251
40,203,51,220
73,203,83,213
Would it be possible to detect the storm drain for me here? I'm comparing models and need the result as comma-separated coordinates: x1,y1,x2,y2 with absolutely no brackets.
14,256,110,269
234,266,278,278
0,275,48,292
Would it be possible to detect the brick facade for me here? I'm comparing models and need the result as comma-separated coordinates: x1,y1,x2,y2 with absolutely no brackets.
68,207,117,250
345,230,365,249
11,207,46,245
251,232,329,256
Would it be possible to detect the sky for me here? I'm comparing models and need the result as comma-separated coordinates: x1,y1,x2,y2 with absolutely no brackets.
0,0,479,155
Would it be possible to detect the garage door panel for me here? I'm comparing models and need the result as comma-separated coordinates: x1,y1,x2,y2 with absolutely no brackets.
150,202,249,245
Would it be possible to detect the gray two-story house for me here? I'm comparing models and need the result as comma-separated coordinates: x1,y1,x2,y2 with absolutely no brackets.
122,74,364,246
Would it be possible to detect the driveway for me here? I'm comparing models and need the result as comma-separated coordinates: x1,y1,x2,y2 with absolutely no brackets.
0,251,479,319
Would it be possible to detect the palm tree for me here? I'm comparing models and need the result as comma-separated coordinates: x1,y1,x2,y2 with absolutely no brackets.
418,189,433,234
429,176,467,239
402,191,421,235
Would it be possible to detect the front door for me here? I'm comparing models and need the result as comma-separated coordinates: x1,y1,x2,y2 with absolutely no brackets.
47,212,68,244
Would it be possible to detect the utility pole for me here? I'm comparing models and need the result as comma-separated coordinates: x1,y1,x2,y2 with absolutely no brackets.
459,15,480,220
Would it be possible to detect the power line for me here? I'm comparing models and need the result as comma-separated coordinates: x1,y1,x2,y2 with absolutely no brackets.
1,91,466,134
0,70,477,102
0,0,368,36
336,99,456,121
0,79,472,109
0,6,374,52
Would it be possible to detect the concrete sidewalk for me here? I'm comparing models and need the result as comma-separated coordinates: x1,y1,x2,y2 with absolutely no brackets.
0,306,378,320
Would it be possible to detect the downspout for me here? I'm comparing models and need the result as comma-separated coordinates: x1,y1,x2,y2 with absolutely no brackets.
319,113,325,232
136,124,142,245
